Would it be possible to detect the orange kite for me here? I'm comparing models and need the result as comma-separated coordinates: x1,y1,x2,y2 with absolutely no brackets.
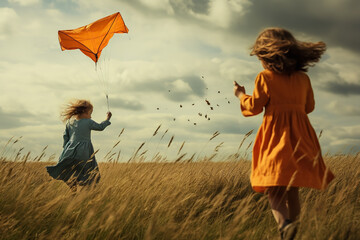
58,12,129,63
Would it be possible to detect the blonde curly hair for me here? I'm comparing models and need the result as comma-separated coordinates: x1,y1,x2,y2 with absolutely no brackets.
60,99,93,123
250,28,326,74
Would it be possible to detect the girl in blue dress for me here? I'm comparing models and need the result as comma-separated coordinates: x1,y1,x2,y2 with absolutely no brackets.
46,99,112,192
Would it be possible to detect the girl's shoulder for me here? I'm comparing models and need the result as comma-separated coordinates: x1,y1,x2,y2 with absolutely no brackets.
291,70,309,77
77,118,94,125
68,118,92,126
261,69,309,80
257,69,274,80
254,70,272,84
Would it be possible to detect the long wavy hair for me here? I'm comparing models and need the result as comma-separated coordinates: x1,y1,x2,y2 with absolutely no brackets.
250,28,326,74
60,99,93,123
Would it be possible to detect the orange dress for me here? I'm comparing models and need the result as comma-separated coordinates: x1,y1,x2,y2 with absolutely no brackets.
240,69,334,193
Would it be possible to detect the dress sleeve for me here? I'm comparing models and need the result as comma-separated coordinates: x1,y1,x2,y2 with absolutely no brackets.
240,72,269,117
305,76,315,114
63,123,70,148
89,119,111,131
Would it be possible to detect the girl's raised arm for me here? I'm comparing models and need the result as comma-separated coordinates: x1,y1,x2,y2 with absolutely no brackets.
89,119,111,131
240,72,269,116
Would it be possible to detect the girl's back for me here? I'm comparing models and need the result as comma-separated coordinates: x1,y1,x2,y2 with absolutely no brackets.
261,70,314,114
68,119,94,142
264,70,308,105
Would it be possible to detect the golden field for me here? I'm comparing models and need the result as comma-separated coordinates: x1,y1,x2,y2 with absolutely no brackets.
0,137,359,240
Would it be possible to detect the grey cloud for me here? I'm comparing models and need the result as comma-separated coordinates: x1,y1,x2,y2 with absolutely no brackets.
327,101,360,116
126,0,360,53
127,0,210,16
123,0,214,27
230,0,360,53
110,97,145,111
308,64,360,96
321,81,360,96
0,107,33,129
166,76,207,101
0,8,18,39
325,125,360,153
125,75,206,102
169,0,211,15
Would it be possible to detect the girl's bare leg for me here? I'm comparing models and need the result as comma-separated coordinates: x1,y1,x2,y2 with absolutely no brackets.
287,187,300,222
267,186,289,227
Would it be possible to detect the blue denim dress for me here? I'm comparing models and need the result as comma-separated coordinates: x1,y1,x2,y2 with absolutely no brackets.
46,118,111,185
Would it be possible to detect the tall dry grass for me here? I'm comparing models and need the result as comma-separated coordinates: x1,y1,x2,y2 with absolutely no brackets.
0,137,359,239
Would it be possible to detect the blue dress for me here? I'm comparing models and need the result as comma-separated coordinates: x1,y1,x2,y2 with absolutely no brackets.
46,118,111,186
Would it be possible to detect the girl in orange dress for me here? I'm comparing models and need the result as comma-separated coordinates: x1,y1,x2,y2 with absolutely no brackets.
233,28,334,240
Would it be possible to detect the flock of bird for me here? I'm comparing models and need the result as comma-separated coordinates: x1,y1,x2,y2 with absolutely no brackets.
156,76,233,126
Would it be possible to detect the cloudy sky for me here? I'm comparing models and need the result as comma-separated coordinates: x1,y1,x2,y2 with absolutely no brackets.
1,0,359,162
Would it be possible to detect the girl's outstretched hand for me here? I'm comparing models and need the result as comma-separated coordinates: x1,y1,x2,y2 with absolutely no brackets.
233,81,246,98
106,112,112,121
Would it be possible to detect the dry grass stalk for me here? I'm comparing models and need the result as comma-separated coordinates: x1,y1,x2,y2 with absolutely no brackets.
286,171,298,191
15,147,24,161
174,153,187,163
290,138,301,160
153,124,162,136
118,128,125,137
168,135,174,148
22,151,31,165
205,153,217,161
89,149,100,159
112,140,121,149
34,152,45,162
178,141,185,155
214,142,224,152
319,129,323,139
104,140,121,160
245,141,253,152
187,153,196,162
237,129,253,152
151,152,160,161
313,151,321,167
140,150,148,157
13,136,23,144
210,131,220,141
107,153,116,162
132,142,146,161
161,129,168,140
116,150,121,163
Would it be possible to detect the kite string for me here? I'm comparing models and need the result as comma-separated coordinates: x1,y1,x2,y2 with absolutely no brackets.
106,94,110,112
101,43,114,112
95,61,110,112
